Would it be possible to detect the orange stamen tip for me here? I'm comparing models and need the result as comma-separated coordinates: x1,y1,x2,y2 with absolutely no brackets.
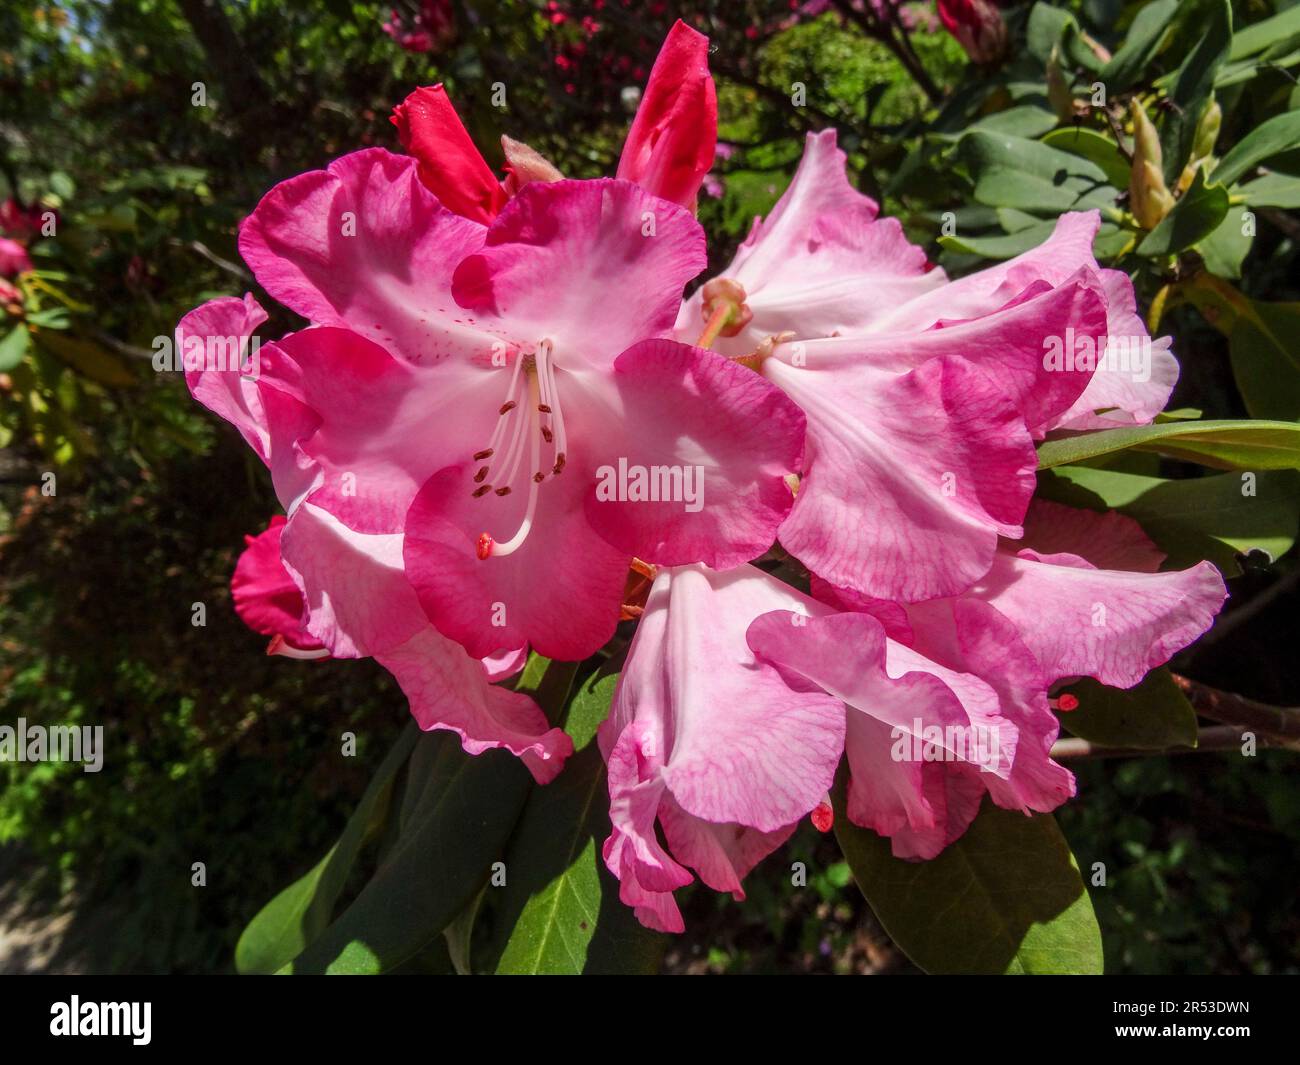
1056,693,1080,712
811,801,834,833
476,533,494,560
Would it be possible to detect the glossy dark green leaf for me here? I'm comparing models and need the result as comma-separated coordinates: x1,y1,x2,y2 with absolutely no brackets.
1197,205,1254,279
1099,0,1179,92
833,787,1102,974
284,732,533,974
956,131,1118,216
1210,110,1300,188
1231,4,1300,60
1025,2,1105,71
490,743,667,974
1036,419,1300,471
1160,0,1232,184
1059,669,1199,749
965,106,1059,140
1038,465,1300,572
1042,127,1132,188
235,723,419,975
1226,300,1300,421
1238,171,1300,209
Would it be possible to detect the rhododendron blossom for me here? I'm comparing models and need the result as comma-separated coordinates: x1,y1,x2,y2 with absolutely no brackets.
167,16,1249,958
676,131,1177,601
808,499,1226,858
179,23,801,781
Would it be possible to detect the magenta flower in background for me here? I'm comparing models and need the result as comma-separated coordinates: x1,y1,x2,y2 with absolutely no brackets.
937,0,1008,64
0,237,32,278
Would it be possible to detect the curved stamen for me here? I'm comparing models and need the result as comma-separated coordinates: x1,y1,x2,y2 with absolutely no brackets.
536,339,568,476
476,337,570,559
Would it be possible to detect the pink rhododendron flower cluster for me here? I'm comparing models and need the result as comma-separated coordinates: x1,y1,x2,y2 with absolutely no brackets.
188,20,1227,935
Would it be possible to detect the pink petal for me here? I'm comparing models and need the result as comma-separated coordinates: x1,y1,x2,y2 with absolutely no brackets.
1048,271,1178,430
658,793,795,898
616,19,717,208
674,130,941,355
610,566,845,832
178,294,271,461
769,351,1037,601
237,148,488,364
451,178,706,369
871,211,1177,428
403,462,631,662
254,325,488,534
599,564,845,930
231,515,326,653
375,625,573,784
278,502,429,659
906,596,1076,815
969,544,1227,689
390,85,508,224
746,609,1013,858
179,295,321,509
581,339,804,568
1021,498,1166,572
875,211,1104,333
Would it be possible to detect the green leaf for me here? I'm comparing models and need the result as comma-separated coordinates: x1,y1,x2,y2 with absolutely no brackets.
0,325,30,372
1196,205,1254,278
1039,465,1300,571
940,221,1057,259
1226,301,1300,421
1059,669,1199,749
234,724,419,975
490,744,667,974
1041,127,1132,188
285,733,533,974
833,789,1102,974
1160,0,1232,185
1099,0,1180,92
955,131,1118,216
966,106,1059,140
514,651,578,721
561,669,618,751
1025,2,1106,71
1231,5,1300,61
1036,420,1300,471
1210,110,1300,188
33,329,136,388
1137,169,1230,257
1238,171,1300,209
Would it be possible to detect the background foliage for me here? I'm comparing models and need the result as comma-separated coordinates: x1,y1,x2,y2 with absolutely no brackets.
1,0,1298,973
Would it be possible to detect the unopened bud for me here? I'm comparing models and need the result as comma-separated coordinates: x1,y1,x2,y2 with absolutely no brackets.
1129,99,1175,229
501,135,564,196
938,0,1009,65
1046,46,1074,123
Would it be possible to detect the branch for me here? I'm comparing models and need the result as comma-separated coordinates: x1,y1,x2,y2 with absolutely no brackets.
832,0,942,105
1171,673,1300,742
1051,724,1281,760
